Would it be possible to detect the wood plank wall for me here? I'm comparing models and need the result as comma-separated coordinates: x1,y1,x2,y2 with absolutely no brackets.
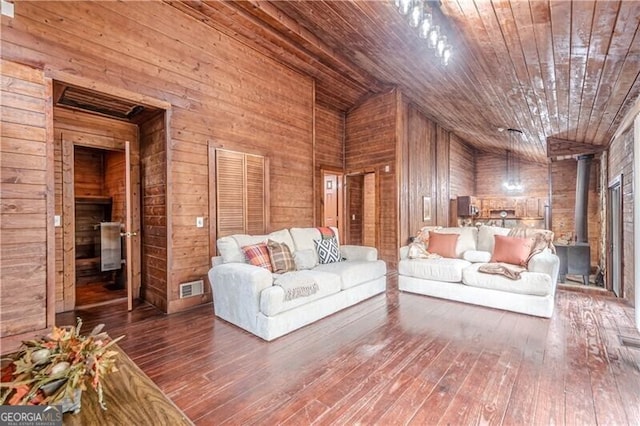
104,150,126,224
475,151,549,198
345,91,398,268
608,126,635,305
314,104,345,227
449,135,476,198
53,108,139,312
74,147,104,196
399,103,466,244
435,126,450,226
139,113,169,311
0,60,50,343
1,1,327,317
449,134,476,226
551,158,602,267
403,103,437,242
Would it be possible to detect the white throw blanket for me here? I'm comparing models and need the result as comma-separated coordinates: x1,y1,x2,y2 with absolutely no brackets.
274,272,319,301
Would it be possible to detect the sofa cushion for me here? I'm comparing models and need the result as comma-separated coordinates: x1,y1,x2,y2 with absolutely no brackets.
217,235,248,264
462,263,553,296
463,250,492,263
398,258,471,283
260,270,341,316
290,227,340,251
435,227,478,258
217,229,295,264
491,235,533,267
477,225,511,253
293,249,318,270
242,243,273,271
313,260,387,290
267,240,295,273
314,237,341,264
267,229,296,252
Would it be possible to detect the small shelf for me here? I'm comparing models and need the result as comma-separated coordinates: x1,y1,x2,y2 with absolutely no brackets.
75,196,112,205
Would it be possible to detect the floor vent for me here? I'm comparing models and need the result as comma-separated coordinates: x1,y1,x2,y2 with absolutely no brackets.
180,279,204,299
619,335,640,350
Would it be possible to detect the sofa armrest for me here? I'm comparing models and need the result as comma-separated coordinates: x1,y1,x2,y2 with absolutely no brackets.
211,256,223,267
340,245,378,261
208,263,273,332
528,249,560,285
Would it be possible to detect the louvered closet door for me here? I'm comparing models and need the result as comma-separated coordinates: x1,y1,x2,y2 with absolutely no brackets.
245,154,265,235
215,149,266,237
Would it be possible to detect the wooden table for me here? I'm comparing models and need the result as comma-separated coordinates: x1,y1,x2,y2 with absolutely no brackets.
64,345,193,425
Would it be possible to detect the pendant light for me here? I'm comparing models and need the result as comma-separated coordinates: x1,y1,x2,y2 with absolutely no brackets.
394,0,454,66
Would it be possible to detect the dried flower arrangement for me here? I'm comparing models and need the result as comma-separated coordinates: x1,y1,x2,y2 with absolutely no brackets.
0,318,124,412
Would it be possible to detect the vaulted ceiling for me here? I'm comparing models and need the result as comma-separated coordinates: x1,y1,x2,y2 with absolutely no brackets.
175,0,640,163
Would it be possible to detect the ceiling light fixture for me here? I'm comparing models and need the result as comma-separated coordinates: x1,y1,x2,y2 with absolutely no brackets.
394,0,453,66
503,128,524,192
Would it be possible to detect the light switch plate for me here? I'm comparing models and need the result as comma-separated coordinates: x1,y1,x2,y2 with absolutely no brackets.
196,217,204,228
54,215,61,227
1,0,14,18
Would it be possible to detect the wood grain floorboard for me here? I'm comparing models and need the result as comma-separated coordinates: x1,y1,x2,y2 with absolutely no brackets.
55,275,640,425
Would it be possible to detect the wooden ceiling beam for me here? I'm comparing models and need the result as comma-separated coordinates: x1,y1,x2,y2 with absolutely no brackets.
546,137,605,158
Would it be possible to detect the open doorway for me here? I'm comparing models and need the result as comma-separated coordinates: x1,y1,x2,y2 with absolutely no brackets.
73,146,127,307
54,82,166,312
345,172,377,246
607,175,623,297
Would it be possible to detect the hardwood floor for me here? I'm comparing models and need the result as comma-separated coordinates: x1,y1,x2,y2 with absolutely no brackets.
56,275,640,425
75,280,127,308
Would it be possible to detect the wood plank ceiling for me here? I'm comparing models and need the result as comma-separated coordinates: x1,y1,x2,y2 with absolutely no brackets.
176,0,640,163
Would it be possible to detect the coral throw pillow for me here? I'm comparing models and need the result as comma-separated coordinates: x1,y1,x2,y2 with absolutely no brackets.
491,235,534,266
242,243,273,271
427,232,459,258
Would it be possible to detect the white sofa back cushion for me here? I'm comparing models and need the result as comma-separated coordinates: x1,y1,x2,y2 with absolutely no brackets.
435,227,478,258
217,229,295,264
476,225,511,253
290,227,340,263
217,235,251,263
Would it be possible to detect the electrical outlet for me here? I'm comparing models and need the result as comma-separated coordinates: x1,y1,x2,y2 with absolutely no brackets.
54,215,61,227
196,217,204,228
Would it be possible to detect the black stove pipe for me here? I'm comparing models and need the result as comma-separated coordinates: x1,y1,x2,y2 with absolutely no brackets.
574,154,593,243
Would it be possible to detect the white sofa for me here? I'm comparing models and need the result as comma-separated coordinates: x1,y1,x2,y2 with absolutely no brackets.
208,227,387,341
398,226,560,318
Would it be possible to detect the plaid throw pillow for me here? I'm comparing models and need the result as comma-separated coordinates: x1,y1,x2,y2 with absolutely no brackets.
267,240,295,273
242,243,272,271
314,237,341,264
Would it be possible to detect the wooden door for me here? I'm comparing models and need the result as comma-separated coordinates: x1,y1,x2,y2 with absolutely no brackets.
321,170,344,239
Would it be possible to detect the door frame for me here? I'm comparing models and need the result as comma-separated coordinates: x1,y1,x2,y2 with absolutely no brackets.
344,168,378,247
607,174,623,296
60,138,141,311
